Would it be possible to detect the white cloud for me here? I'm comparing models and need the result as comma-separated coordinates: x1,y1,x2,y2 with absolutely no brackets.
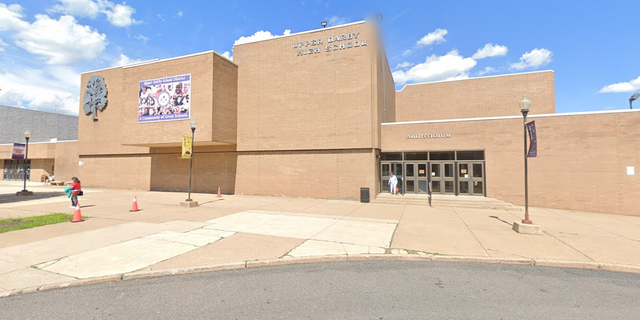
472,43,508,59
234,29,292,45
15,14,107,65
417,28,448,47
48,0,140,27
599,75,640,93
394,61,413,70
177,11,183,18
157,13,165,22
0,3,29,31
0,37,7,52
103,2,139,27
49,0,100,19
111,53,143,67
392,49,477,85
221,51,233,60
510,48,552,70
134,34,149,43
478,66,497,76
327,16,349,26
0,64,81,115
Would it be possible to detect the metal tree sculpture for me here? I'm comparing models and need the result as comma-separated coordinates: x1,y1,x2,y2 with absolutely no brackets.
83,75,108,121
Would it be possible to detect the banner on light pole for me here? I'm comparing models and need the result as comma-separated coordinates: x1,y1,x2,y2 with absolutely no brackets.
181,135,192,159
12,143,25,160
526,121,537,157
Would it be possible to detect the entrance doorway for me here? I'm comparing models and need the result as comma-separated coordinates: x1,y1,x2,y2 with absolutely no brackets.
380,151,485,196
381,162,403,194
457,162,485,195
3,159,30,181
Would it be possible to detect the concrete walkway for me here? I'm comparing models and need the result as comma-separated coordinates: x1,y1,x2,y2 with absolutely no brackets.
1,181,639,297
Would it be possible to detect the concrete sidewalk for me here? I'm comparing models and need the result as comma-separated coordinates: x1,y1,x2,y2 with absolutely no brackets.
1,181,640,297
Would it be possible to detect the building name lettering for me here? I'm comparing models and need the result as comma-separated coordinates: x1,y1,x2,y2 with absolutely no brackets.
293,32,367,56
406,134,452,139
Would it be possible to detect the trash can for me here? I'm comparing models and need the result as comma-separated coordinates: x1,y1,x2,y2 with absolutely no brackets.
360,187,370,203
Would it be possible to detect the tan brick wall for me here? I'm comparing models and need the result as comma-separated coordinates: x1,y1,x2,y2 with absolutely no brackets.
395,71,555,122
53,141,79,183
79,68,149,156
0,141,73,182
77,155,151,190
381,111,640,216
30,159,55,182
79,52,237,153
235,22,379,151
235,149,378,200
212,54,238,145
149,151,237,194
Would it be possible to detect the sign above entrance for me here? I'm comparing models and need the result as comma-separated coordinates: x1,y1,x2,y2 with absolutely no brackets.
406,134,452,139
293,32,367,56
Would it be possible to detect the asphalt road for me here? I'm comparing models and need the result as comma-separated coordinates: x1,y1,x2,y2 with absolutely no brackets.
2,261,640,319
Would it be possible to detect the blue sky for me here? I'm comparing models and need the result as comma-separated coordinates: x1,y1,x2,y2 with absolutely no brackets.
1,0,639,116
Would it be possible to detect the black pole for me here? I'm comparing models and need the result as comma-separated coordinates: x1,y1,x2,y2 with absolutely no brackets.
22,137,30,192
630,100,633,110
186,127,195,201
522,110,532,224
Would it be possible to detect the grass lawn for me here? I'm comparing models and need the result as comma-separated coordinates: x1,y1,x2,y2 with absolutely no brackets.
0,213,75,234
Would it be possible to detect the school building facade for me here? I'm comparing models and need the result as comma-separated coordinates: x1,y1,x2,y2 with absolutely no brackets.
1,21,639,216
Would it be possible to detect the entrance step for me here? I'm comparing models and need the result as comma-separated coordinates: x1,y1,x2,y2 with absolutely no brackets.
371,193,519,210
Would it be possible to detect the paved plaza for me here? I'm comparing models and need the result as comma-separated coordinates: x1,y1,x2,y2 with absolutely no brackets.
1,181,639,297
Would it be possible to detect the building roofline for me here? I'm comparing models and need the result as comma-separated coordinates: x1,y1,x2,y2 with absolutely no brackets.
233,20,367,47
81,50,236,75
382,108,640,126
0,105,78,118
0,139,77,147
395,70,555,92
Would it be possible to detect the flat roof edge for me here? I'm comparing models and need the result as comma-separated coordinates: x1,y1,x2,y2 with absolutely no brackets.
382,108,640,126
233,20,367,47
82,50,237,75
395,70,555,92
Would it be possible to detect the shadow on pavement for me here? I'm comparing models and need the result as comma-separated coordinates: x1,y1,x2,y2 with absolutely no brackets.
489,215,512,226
0,191,66,204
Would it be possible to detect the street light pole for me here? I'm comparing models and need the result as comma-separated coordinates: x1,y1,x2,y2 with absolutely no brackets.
186,119,196,202
520,96,532,224
17,130,33,196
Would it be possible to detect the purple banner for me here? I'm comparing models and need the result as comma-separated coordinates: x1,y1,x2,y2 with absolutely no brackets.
12,143,25,160
526,121,537,158
138,74,191,123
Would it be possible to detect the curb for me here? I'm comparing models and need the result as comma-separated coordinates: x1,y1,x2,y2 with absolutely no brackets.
2,254,640,298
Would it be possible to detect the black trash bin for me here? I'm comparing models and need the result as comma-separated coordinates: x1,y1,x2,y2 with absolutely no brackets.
360,187,370,203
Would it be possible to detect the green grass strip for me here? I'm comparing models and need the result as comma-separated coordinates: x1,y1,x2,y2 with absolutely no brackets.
0,213,76,234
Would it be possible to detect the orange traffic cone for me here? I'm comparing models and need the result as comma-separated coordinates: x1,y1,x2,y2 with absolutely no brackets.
71,204,83,223
217,186,222,198
130,196,140,212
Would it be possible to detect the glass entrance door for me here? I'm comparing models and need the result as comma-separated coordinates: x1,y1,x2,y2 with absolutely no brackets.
404,163,429,194
430,162,455,195
2,160,30,181
457,162,485,196
381,162,403,194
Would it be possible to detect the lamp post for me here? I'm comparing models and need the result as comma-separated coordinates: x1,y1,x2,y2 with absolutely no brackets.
17,130,33,196
520,96,532,224
630,93,640,109
186,119,196,202
321,21,327,28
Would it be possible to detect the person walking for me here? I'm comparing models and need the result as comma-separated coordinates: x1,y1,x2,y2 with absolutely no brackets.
388,172,398,195
69,177,82,208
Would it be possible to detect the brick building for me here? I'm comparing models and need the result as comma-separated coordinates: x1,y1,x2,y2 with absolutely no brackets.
2,21,639,215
